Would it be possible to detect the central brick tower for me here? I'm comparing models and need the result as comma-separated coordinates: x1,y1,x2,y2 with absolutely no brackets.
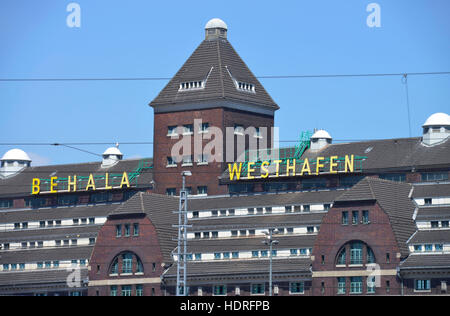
149,18,279,196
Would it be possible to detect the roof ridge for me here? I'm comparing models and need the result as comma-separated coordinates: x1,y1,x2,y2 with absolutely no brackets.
216,40,225,98
366,178,377,199
139,191,145,213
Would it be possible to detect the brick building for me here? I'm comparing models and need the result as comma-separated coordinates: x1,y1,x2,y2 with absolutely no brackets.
149,18,278,196
0,18,449,296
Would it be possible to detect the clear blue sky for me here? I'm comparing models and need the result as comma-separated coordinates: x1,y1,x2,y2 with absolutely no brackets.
0,0,449,166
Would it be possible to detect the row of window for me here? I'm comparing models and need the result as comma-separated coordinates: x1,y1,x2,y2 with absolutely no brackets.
167,124,264,138
166,155,210,167
179,81,205,91
179,247,313,262
167,123,209,136
192,226,317,240
342,210,370,226
33,291,84,296
413,244,444,252
180,282,305,296
115,224,140,238
0,199,13,209
236,81,255,93
430,220,449,228
226,172,448,195
10,217,97,230
190,204,330,219
110,285,145,296
2,259,87,272
336,276,377,294
166,186,207,196
1,238,95,251
421,172,448,182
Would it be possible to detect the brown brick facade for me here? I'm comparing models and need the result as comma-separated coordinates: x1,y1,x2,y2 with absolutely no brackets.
311,201,403,295
152,107,274,196
88,214,165,296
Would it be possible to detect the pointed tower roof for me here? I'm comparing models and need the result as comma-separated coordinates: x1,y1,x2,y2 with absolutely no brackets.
150,19,279,115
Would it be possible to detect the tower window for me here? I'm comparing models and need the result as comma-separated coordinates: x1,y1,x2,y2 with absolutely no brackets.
166,188,176,196
352,211,359,225
179,81,205,91
167,126,178,136
342,211,349,225
236,81,255,93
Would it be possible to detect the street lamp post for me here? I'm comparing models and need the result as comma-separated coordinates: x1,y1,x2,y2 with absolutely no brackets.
263,228,279,296
176,171,191,296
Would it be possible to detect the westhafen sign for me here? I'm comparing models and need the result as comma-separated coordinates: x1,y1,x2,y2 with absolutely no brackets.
228,154,359,180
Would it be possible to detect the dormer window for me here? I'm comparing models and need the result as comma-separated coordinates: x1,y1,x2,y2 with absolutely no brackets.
183,124,193,135
234,124,244,135
179,80,205,91
167,126,178,136
237,81,255,93
225,66,256,94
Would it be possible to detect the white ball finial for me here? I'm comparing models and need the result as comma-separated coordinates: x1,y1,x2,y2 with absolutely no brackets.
205,18,228,30
422,112,450,127
1,149,32,162
205,18,228,40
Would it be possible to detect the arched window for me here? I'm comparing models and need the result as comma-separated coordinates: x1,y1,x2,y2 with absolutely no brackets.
350,242,363,265
337,248,346,265
109,251,144,276
111,258,118,275
335,241,376,266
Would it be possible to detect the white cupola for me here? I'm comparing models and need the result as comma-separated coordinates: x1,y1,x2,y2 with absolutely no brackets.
205,18,228,40
422,112,450,146
0,148,32,178
310,129,332,152
101,144,123,168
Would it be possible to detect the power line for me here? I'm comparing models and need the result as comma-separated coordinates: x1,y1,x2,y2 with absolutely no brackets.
0,71,449,82
402,74,412,137
0,137,434,147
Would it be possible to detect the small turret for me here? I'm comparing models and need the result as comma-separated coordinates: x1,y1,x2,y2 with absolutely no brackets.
310,129,332,152
101,144,123,168
0,149,32,178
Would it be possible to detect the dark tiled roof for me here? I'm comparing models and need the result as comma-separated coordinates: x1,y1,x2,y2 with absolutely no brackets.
0,246,93,264
336,177,416,257
112,191,334,263
0,225,100,243
0,268,88,287
0,158,153,198
412,183,450,198
150,38,278,110
164,257,311,279
188,189,341,211
301,137,450,172
186,235,316,253
408,229,450,244
190,212,325,230
400,254,450,270
416,206,450,220
0,203,119,224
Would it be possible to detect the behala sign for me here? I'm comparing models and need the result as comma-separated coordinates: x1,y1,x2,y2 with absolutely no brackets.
228,154,359,180
31,172,131,195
